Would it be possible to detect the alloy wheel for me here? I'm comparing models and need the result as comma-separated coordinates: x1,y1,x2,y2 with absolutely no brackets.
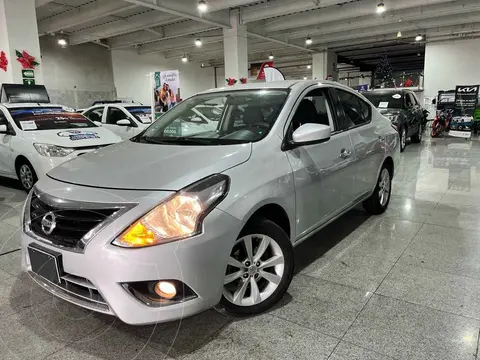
378,168,391,207
223,234,285,307
19,164,33,190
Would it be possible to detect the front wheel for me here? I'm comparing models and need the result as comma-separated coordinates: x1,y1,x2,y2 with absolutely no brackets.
363,165,392,215
16,160,38,192
221,217,294,315
411,125,422,143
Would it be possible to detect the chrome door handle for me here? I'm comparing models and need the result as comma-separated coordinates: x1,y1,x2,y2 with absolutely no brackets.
340,149,352,159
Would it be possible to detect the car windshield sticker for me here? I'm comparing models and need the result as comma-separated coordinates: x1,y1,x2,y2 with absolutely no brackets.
19,120,37,131
57,130,100,141
392,94,402,99
379,102,389,108
137,114,152,123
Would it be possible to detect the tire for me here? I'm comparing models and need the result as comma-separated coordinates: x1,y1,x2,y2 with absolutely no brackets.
363,163,392,215
221,217,294,315
399,127,406,153
411,125,422,143
16,159,38,192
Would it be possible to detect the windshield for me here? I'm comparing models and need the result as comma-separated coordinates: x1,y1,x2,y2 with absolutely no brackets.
9,107,97,131
363,92,403,109
126,106,152,124
132,89,289,145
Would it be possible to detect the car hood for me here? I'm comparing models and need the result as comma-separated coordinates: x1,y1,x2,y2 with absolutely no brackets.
21,127,121,147
47,141,252,190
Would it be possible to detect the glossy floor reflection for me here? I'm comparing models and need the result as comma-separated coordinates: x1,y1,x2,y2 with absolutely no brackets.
1,137,480,359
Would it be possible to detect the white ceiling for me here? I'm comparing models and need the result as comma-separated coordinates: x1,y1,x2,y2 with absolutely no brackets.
35,0,480,76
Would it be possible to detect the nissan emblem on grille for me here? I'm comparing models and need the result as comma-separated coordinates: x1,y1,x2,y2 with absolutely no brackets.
41,212,56,235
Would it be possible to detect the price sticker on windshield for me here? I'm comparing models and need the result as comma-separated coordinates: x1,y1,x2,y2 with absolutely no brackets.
19,120,37,130
378,102,389,108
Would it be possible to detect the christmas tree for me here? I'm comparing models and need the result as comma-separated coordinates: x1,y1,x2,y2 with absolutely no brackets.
374,54,395,88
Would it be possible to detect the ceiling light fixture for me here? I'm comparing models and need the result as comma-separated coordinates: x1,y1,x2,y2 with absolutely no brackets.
303,77,307,80
305,36,313,45
195,38,202,47
198,0,207,12
376,2,386,14
201,63,205,68
415,34,424,41
268,53,274,60
57,38,68,47
182,54,188,63
397,31,402,38
307,64,312,69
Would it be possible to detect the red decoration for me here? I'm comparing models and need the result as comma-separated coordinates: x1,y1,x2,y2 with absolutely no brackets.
240,77,247,84
404,78,414,87
0,51,7,72
226,78,237,86
16,50,39,69
256,61,274,80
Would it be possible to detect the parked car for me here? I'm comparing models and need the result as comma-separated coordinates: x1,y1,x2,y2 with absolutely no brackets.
21,81,399,325
363,89,423,152
82,104,153,139
0,103,121,191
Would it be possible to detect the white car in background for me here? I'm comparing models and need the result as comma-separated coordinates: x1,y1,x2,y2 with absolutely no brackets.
82,104,153,140
0,103,121,191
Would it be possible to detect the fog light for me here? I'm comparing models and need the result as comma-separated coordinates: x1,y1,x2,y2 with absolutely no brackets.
154,281,176,299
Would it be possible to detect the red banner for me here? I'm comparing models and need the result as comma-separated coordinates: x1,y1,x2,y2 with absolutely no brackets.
256,61,274,80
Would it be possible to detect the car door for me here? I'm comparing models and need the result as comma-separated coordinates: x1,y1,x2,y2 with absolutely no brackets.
103,106,138,139
284,87,356,239
331,88,383,199
0,108,15,176
404,93,418,137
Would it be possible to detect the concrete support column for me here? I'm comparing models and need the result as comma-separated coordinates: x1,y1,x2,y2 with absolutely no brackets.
223,9,248,81
312,50,338,81
0,0,44,85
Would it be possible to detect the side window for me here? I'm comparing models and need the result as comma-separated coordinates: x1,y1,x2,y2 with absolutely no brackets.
84,107,104,123
106,107,130,125
290,88,333,132
335,89,371,128
0,109,7,125
405,94,414,107
409,93,418,106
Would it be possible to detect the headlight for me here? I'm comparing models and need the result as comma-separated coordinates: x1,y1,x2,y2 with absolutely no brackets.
33,143,75,157
112,174,230,248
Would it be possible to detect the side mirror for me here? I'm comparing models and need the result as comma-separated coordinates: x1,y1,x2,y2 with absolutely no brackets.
116,119,131,126
292,123,331,145
0,125,7,133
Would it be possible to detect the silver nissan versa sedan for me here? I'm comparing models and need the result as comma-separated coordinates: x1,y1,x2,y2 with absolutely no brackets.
21,80,399,325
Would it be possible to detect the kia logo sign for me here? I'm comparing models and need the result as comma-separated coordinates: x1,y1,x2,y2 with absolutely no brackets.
457,87,478,93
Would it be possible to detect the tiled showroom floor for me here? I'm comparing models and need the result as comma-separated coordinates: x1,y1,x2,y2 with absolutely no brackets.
1,136,480,360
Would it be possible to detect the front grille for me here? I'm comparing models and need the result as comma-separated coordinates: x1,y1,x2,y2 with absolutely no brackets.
30,270,111,314
29,192,117,250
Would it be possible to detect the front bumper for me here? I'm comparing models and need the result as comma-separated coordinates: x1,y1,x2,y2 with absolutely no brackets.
20,181,243,325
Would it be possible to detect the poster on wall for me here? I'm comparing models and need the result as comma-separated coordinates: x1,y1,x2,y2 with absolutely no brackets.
152,70,181,120
449,85,479,138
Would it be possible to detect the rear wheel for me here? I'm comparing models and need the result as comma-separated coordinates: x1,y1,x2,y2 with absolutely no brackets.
363,164,392,215
221,217,294,315
16,160,37,192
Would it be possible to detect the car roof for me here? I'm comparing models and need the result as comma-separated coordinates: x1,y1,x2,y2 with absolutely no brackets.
1,103,68,109
367,89,409,94
199,80,353,95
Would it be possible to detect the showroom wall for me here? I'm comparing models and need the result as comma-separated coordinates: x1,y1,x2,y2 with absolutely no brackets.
40,36,116,109
424,38,480,103
111,49,217,105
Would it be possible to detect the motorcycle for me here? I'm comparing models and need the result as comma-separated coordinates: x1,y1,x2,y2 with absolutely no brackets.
431,109,454,138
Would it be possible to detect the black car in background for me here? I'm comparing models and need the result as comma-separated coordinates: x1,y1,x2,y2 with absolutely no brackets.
363,89,424,152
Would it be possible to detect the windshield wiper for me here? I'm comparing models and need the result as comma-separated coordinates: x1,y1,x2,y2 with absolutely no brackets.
137,137,214,145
